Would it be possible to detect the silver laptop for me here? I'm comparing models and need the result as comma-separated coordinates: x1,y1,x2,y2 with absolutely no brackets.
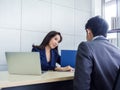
5,52,42,75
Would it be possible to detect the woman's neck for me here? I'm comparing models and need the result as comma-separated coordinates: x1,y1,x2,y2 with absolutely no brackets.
45,45,51,51
45,45,51,62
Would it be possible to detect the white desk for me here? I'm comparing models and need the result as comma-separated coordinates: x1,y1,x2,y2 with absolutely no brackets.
0,71,74,90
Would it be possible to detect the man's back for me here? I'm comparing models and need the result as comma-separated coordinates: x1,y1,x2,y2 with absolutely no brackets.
89,36,120,90
74,36,120,90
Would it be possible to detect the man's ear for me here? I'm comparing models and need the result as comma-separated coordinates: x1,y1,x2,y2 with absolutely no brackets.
86,29,91,35
86,29,93,41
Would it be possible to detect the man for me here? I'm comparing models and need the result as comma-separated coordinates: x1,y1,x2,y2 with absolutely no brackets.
74,16,120,90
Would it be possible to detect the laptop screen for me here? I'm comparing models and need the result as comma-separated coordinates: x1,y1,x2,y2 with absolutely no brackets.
5,52,42,75
61,50,77,68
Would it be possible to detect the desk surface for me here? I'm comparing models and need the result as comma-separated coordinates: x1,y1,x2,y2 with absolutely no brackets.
0,71,74,89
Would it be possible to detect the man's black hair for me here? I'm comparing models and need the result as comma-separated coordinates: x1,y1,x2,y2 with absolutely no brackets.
85,16,109,37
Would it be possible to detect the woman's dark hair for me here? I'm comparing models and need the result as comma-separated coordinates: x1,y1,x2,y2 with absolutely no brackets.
85,16,109,37
32,31,62,50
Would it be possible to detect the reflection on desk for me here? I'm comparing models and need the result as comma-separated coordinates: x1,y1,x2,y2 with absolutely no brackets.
0,71,74,89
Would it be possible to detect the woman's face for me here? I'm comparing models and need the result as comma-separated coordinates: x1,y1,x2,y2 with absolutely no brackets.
48,34,61,49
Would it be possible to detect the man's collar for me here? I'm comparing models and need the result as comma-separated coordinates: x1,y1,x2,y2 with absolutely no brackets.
92,35,105,40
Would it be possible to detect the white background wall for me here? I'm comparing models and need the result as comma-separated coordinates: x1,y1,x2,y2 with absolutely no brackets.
92,0,102,16
0,0,93,70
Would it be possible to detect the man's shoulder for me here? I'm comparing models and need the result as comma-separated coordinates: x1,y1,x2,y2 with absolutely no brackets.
78,41,97,52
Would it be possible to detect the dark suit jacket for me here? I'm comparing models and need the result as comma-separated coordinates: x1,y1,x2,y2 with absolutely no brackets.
74,36,120,90
32,47,60,71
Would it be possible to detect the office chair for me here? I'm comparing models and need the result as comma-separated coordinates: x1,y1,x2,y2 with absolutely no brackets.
113,66,120,90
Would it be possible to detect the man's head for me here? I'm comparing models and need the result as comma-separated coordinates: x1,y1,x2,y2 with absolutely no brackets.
85,16,109,41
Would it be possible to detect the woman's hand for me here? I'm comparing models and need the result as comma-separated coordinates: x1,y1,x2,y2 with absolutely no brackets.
61,65,74,72
55,65,74,72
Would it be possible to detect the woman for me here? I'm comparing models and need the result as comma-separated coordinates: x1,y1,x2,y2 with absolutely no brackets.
32,31,74,71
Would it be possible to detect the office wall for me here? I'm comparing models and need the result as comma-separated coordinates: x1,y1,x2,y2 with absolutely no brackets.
0,0,92,70
92,0,102,16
